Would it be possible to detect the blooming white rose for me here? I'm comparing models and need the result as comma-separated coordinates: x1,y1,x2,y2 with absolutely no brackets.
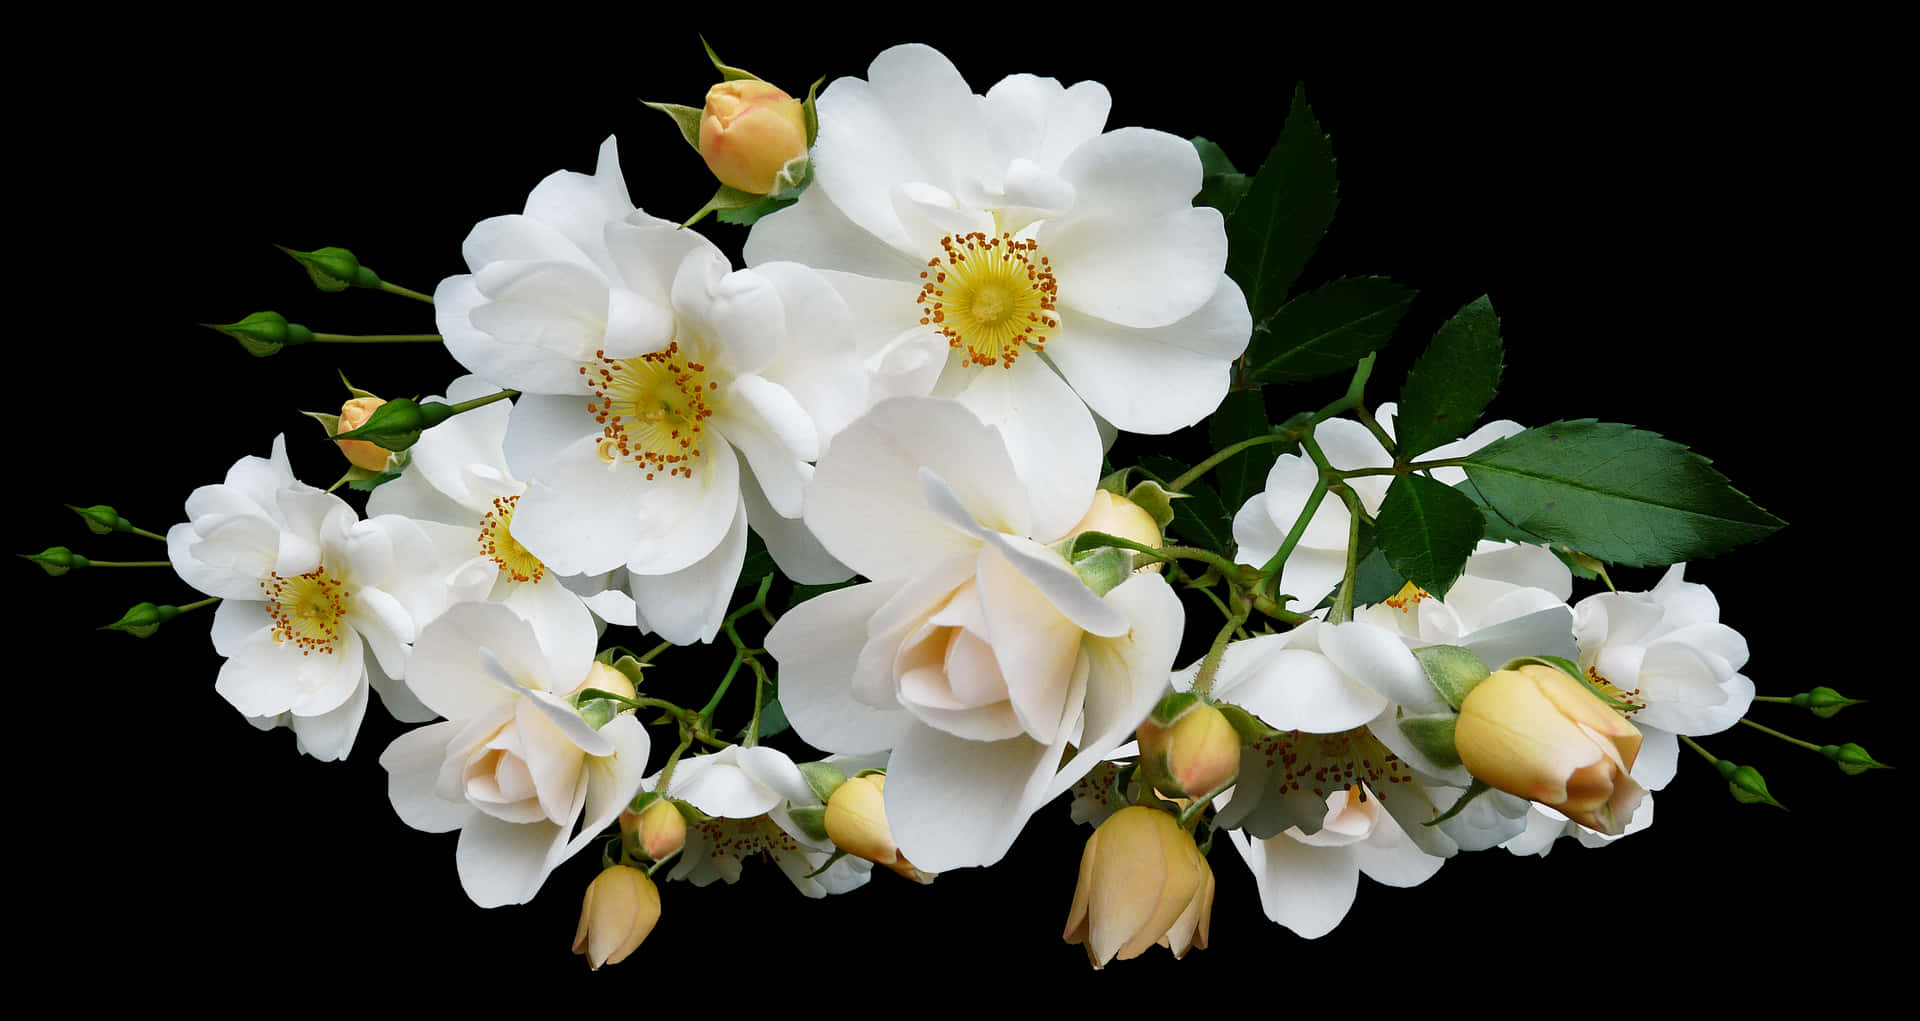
167,435,470,759
745,43,1251,521
379,601,649,908
1234,406,1525,612
435,137,866,644
765,397,1183,872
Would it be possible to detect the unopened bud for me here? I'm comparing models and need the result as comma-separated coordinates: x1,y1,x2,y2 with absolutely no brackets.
633,797,687,861
105,601,179,638
334,398,394,472
572,865,660,970
825,773,932,883
68,504,132,535
333,397,453,453
699,80,808,194
23,546,87,576
1791,686,1863,718
1137,697,1240,800
1821,743,1890,776
206,311,314,357
278,245,382,292
1713,758,1784,809
1067,491,1164,568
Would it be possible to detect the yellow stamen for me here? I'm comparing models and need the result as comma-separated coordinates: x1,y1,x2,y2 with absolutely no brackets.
479,495,545,583
260,566,349,655
916,231,1058,369
579,341,717,480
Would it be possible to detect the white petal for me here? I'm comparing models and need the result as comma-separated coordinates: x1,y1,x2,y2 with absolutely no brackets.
1054,573,1184,798
765,579,916,754
887,723,1061,872
406,603,551,722
982,74,1110,175
952,360,1101,543
741,465,851,586
1046,207,1227,329
456,814,568,908
629,498,748,645
380,721,474,833
713,374,815,517
1230,831,1360,940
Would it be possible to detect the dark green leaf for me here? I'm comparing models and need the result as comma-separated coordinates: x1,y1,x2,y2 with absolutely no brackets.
1396,296,1505,459
1459,421,1785,568
1192,137,1251,218
1350,547,1408,607
1207,390,1271,515
1245,276,1415,384
1374,474,1485,598
1225,84,1339,325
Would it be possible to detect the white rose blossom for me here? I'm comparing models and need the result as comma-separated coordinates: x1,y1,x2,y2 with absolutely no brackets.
1234,405,1525,613
655,746,872,898
167,435,471,760
379,601,649,908
745,43,1251,524
764,397,1184,872
435,136,867,644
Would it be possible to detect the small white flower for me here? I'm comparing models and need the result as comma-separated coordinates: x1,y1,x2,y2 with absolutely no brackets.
436,137,866,644
168,436,470,759
1226,786,1445,940
379,601,649,908
746,44,1251,520
765,397,1184,872
656,746,872,898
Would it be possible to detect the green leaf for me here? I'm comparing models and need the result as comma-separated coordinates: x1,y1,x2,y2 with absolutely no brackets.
643,101,704,152
1374,474,1485,598
1225,84,1339,326
1350,546,1408,607
1245,276,1415,384
1459,421,1785,568
1207,389,1271,515
1192,136,1250,218
1141,455,1230,553
1396,296,1504,459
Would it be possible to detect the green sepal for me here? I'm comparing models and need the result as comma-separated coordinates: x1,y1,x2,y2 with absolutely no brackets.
685,184,766,227
104,601,179,638
23,546,87,575
337,371,379,401
787,805,831,844
304,410,342,436
1413,645,1491,710
718,159,814,225
276,245,382,292
643,101,705,152
671,798,712,825
1822,743,1890,775
1071,546,1131,597
343,467,404,493
577,696,620,731
68,504,134,535
1425,778,1492,826
1124,480,1182,531
627,790,662,815
700,36,760,82
1098,467,1134,495
333,398,455,452
798,761,849,804
206,311,313,357
802,847,850,880
1149,691,1204,728
1501,655,1637,711
1714,758,1785,809
1397,713,1463,770
1791,686,1863,718
1216,702,1280,743
801,75,823,147
607,654,647,692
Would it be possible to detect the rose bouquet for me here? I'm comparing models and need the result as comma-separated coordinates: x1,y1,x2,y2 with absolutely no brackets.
23,26,1895,996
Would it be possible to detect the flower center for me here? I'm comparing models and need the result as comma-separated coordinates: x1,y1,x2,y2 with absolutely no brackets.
1585,666,1646,715
1384,581,1430,612
260,566,349,655
581,341,716,480
1249,728,1415,803
917,231,1058,368
694,816,803,862
479,495,545,584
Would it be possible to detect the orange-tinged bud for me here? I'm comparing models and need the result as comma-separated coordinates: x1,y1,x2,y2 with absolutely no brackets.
335,397,393,472
1064,805,1213,968
698,80,808,194
1137,701,1240,800
824,774,932,883
1455,664,1646,835
634,797,686,862
572,865,660,969
572,660,637,702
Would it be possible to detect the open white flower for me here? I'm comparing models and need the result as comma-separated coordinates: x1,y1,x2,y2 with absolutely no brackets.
745,43,1250,518
436,137,866,644
765,397,1183,872
1226,786,1445,940
379,601,649,908
168,436,470,760
1234,407,1525,612
656,746,872,898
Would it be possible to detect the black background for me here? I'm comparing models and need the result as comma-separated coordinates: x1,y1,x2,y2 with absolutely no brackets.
18,16,1902,1003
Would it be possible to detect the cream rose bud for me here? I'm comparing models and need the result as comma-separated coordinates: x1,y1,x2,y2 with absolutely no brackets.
699,80,808,194
1137,700,1239,800
1065,491,1164,573
824,774,931,884
334,397,393,472
573,865,661,969
632,798,687,862
1064,805,1214,969
1455,664,1646,835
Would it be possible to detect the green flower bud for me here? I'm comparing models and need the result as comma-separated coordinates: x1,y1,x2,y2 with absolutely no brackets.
22,546,88,575
1821,743,1890,775
1791,686,1863,718
277,245,383,292
206,311,314,357
1713,758,1784,809
68,504,132,535
104,601,180,638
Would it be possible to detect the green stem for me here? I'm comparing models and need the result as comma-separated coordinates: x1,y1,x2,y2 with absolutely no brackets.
1308,352,1378,424
309,333,443,344
1259,476,1328,580
129,526,169,542
743,657,772,748
1190,596,1250,698
1738,717,1824,753
1167,434,1294,493
1329,457,1469,480
637,640,674,665
1353,399,1395,459
653,729,696,797
84,560,172,568
698,653,745,718
377,281,435,304
1328,485,1363,624
445,389,519,415
1751,696,1794,704
176,596,221,613
1678,734,1718,765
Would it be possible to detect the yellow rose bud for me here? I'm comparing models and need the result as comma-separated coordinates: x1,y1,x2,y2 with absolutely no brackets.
1455,664,1646,835
824,773,932,884
1137,702,1240,800
570,660,637,702
572,865,660,970
1063,805,1214,969
1064,491,1164,573
632,797,686,862
698,80,808,195
335,397,393,472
